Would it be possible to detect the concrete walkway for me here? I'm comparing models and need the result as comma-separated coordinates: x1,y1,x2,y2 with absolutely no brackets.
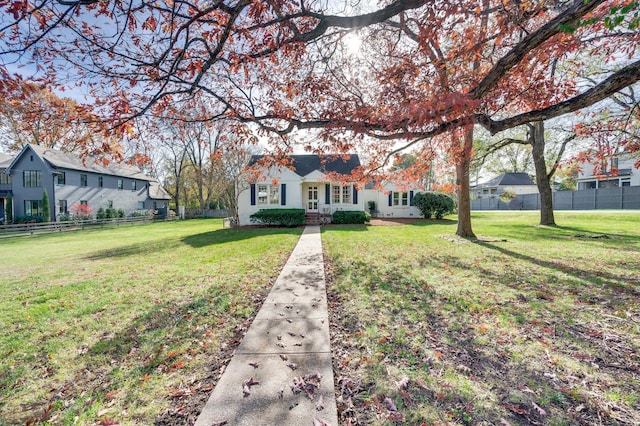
195,226,338,426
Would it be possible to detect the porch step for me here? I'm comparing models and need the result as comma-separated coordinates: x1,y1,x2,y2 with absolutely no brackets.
305,213,320,225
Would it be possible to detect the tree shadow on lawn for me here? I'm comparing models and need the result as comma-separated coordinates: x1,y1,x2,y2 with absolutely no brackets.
329,256,640,425
182,227,302,248
20,281,269,425
472,222,640,247
478,241,640,292
84,240,183,260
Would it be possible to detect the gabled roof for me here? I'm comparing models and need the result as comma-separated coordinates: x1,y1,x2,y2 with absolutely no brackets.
0,153,13,169
149,182,171,200
474,172,535,188
249,154,361,177
7,144,154,181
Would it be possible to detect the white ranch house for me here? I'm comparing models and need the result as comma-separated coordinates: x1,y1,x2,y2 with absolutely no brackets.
237,154,423,226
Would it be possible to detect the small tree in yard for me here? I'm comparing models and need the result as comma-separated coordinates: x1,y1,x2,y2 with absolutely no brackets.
413,192,456,220
5,193,12,224
42,190,51,222
69,202,93,220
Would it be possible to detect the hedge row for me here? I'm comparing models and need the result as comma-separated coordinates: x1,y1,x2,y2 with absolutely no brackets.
332,210,371,224
250,209,305,227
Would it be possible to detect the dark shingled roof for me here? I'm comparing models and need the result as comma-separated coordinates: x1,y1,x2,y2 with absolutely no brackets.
13,144,155,181
475,172,535,188
249,154,361,177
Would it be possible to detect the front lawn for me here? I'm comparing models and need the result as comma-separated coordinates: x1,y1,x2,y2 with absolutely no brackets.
323,211,640,425
0,220,301,425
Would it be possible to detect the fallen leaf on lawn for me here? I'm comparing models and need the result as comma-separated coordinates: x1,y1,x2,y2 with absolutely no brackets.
395,377,409,390
388,411,405,421
97,418,119,425
503,403,528,415
383,396,397,412
140,374,152,382
532,402,547,416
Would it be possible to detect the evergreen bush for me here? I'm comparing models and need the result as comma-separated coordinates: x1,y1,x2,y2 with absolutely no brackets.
412,192,456,219
250,209,305,227
332,210,371,224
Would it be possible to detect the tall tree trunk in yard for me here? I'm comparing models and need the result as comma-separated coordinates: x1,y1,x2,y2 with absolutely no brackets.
456,129,476,238
530,121,556,226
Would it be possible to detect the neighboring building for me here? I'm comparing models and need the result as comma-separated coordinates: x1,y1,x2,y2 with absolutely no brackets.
1,144,170,222
237,154,423,226
576,153,640,190
0,153,14,223
471,172,538,199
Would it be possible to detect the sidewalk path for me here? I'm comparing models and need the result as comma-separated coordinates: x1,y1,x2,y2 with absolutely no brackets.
195,226,338,426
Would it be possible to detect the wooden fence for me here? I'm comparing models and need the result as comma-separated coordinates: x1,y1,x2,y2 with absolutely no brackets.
0,216,160,239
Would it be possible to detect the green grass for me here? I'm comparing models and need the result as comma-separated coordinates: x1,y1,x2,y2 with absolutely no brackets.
0,219,302,425
323,211,640,425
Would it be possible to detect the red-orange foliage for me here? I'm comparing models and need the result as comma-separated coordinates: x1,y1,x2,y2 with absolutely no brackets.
68,202,93,219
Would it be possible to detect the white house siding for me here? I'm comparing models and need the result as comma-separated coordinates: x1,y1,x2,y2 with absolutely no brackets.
577,155,639,189
238,168,368,226
238,167,303,226
364,183,422,218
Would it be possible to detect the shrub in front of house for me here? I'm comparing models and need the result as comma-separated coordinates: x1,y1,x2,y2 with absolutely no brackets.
250,209,305,227
332,210,371,224
13,215,45,224
412,192,456,219
96,208,107,219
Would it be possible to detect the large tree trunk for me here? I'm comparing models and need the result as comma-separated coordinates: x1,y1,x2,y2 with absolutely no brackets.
530,121,555,226
456,129,476,238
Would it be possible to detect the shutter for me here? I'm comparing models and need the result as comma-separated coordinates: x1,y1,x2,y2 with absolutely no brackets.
409,191,414,205
281,183,286,205
325,184,330,204
353,185,358,204
388,192,392,207
250,184,256,206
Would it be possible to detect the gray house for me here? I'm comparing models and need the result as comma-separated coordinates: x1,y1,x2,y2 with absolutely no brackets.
471,172,539,199
0,153,13,223
2,144,170,222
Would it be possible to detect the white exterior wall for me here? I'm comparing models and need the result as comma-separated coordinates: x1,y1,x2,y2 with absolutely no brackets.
500,184,539,195
238,168,304,226
237,167,367,226
363,183,422,218
577,155,639,188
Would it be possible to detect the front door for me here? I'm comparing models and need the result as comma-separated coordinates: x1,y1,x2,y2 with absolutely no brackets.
307,186,319,211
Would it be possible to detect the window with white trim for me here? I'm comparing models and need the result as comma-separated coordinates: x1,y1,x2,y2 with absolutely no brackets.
332,185,351,204
392,192,409,206
257,184,279,205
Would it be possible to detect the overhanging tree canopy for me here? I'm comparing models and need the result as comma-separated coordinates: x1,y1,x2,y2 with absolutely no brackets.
1,0,638,235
